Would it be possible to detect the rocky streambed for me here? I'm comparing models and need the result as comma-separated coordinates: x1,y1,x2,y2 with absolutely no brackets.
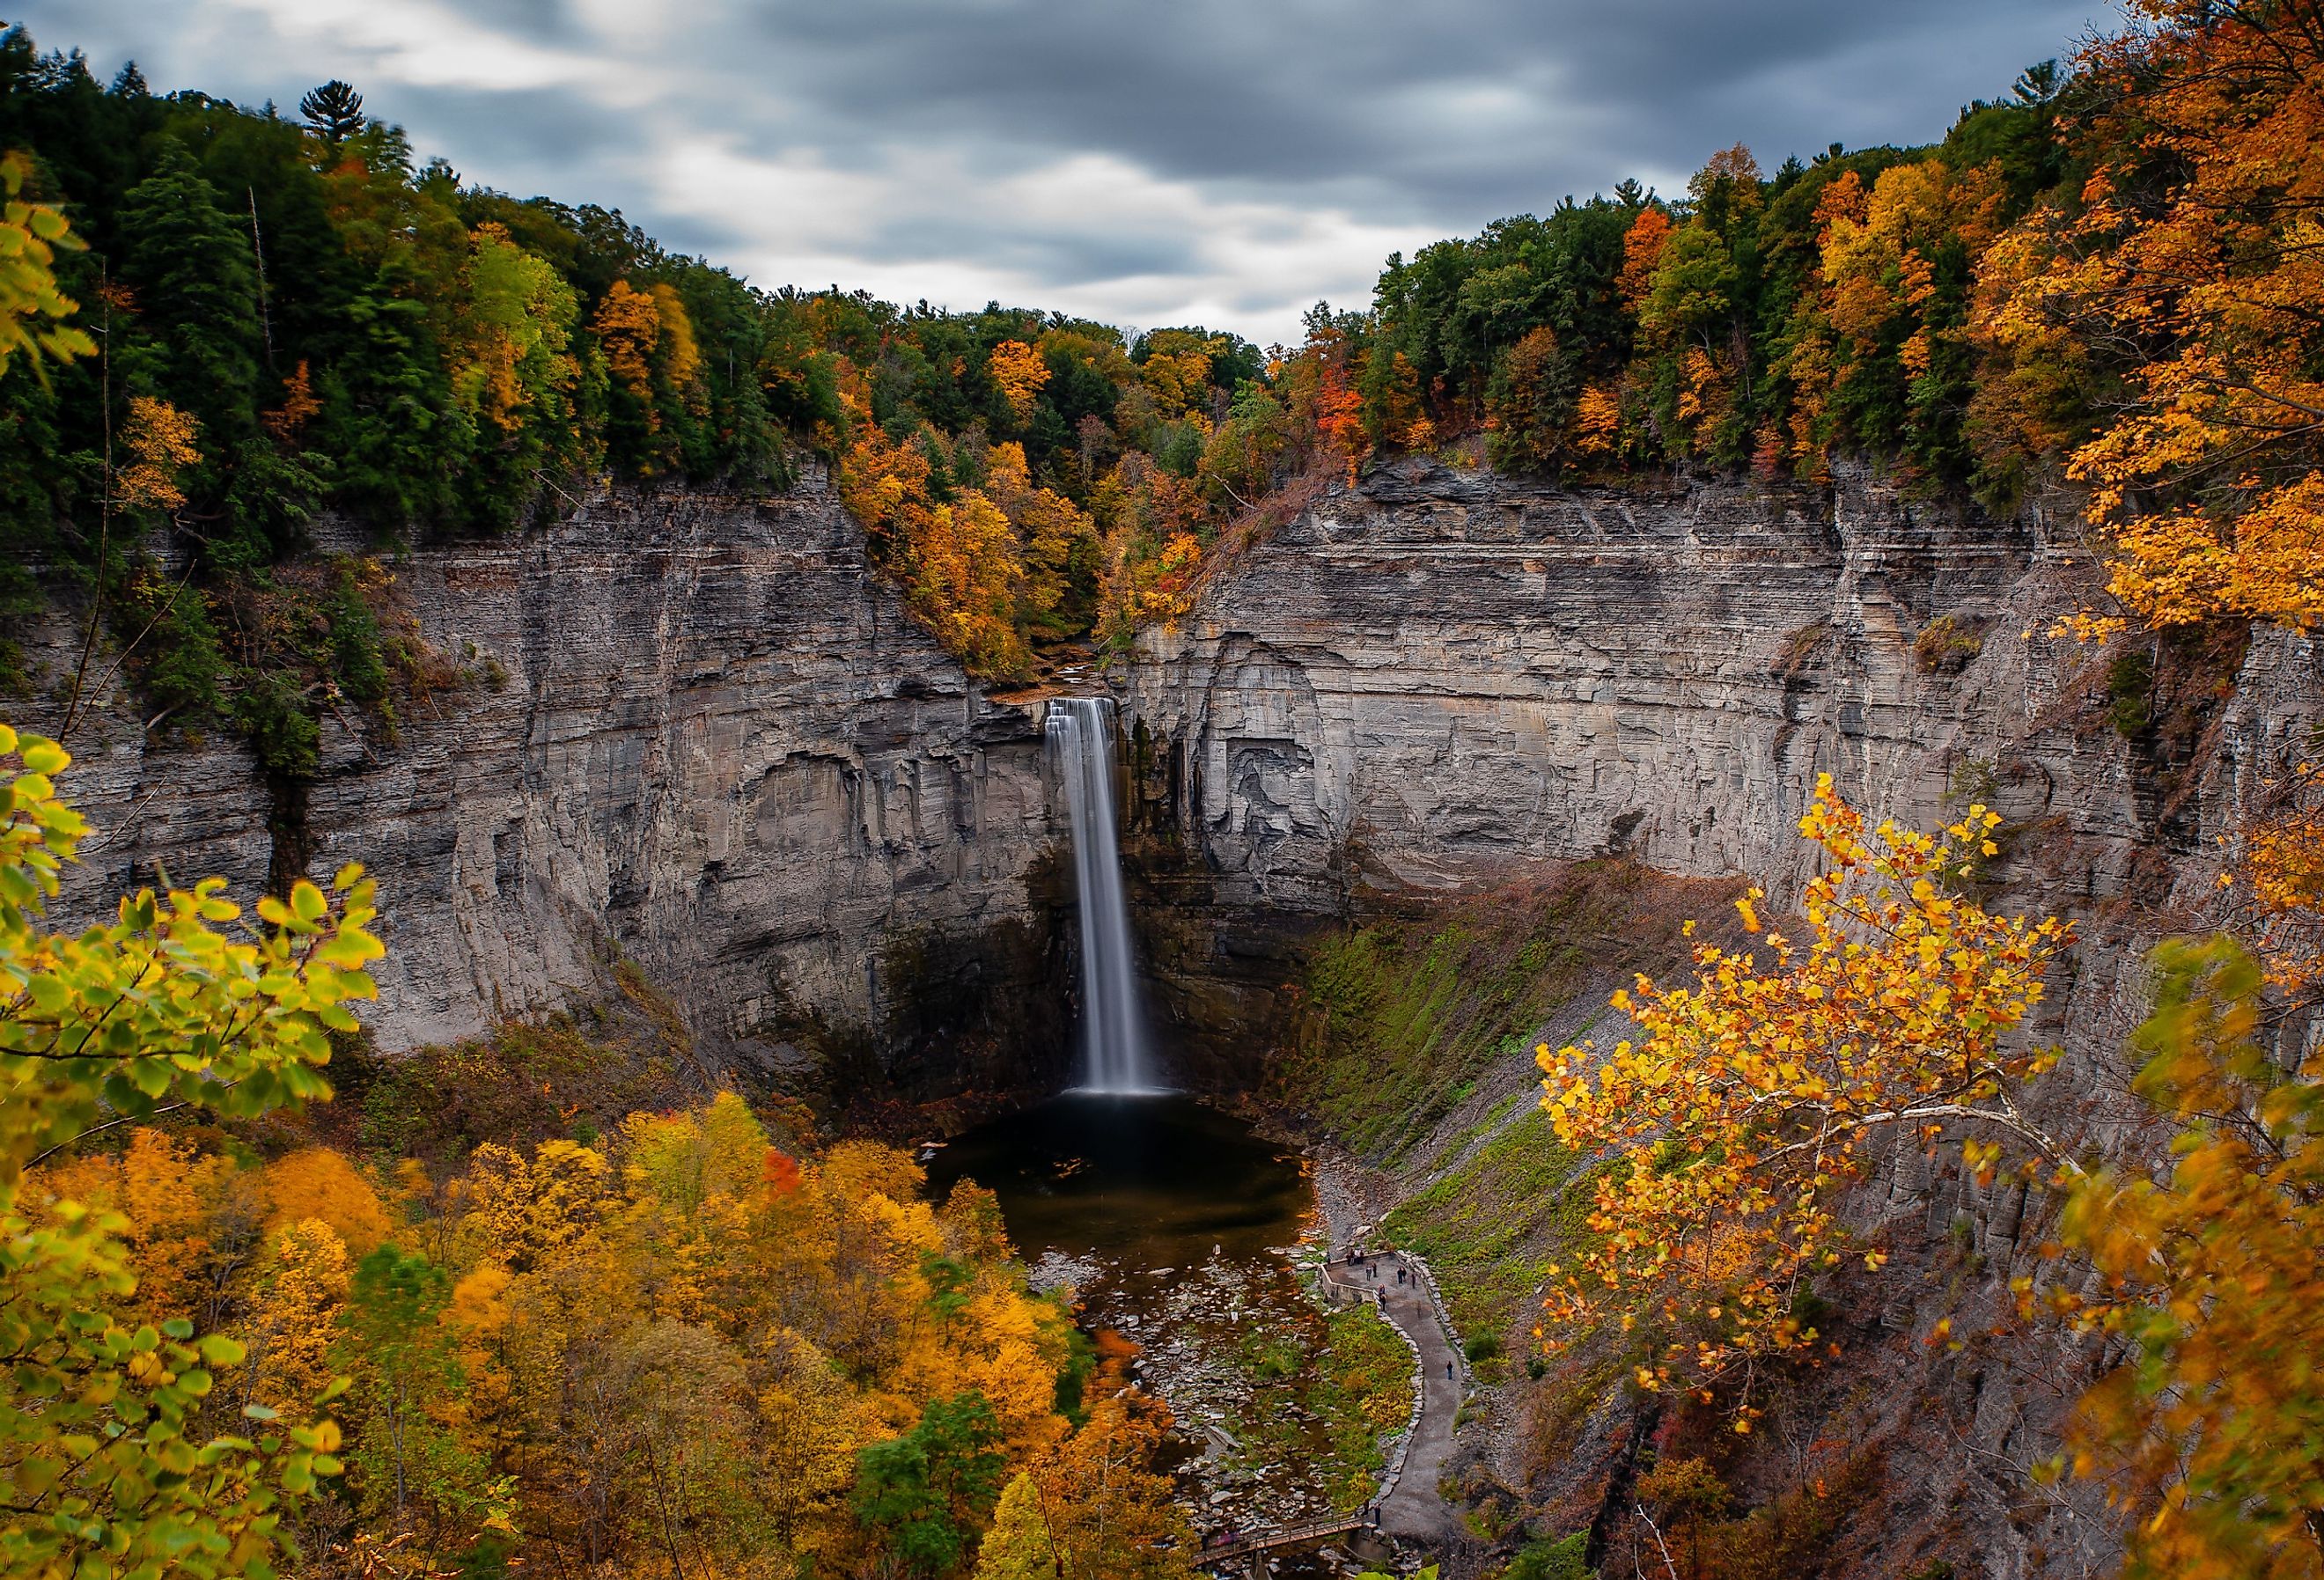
926,1093,1411,1560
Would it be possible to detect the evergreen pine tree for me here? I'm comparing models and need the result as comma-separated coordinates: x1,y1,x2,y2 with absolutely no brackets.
116,141,261,437
298,80,365,147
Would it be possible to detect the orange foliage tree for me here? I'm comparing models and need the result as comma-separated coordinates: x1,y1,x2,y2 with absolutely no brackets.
1617,205,1675,309
116,395,203,516
988,339,1051,427
839,423,1033,678
1977,0,2324,629
986,441,1098,630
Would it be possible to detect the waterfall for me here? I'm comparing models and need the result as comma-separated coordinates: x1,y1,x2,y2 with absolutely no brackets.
1046,696,1155,1093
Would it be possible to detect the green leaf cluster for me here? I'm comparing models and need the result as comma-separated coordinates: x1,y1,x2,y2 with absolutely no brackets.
0,722,381,1577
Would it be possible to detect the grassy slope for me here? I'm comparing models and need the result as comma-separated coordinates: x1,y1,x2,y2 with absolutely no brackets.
1274,859,1744,1346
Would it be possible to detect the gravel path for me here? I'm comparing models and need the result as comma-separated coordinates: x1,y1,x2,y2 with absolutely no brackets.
1324,1252,1466,1543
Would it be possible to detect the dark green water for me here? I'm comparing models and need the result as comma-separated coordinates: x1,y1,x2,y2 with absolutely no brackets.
926,1092,1311,1267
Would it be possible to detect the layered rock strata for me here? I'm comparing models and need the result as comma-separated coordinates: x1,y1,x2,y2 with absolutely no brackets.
29,483,1066,1084
1123,458,2316,1043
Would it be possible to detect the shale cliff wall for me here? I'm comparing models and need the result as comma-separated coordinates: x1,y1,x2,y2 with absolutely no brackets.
1123,459,2318,1056
1129,458,2273,903
29,482,1067,1087
29,460,2321,1106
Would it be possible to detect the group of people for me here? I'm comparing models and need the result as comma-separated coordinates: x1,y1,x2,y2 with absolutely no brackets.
1335,1246,1453,1380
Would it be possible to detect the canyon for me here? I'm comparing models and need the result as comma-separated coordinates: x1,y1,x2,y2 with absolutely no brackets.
24,459,2324,1572
33,460,2321,1095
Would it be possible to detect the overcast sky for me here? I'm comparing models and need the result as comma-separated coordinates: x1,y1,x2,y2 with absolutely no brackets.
20,0,2108,345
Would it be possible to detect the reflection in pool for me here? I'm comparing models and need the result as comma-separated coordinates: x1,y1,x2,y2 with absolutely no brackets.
927,1091,1311,1267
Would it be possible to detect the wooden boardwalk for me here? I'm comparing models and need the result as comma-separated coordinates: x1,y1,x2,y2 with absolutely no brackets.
1196,1510,1377,1572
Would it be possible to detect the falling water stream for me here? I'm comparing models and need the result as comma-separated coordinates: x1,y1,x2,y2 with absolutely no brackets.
923,698,1370,1566
1045,696,1154,1092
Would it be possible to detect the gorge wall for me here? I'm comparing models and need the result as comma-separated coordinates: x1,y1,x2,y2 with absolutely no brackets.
1122,458,2320,1069
28,481,1070,1092
26,460,2322,1105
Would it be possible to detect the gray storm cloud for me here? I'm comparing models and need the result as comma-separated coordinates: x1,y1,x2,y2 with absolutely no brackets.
17,0,2106,342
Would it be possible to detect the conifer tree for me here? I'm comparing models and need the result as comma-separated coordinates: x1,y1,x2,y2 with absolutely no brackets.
298,80,365,148
116,142,261,438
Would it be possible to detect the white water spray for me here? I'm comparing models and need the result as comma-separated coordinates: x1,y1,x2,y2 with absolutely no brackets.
1046,696,1156,1093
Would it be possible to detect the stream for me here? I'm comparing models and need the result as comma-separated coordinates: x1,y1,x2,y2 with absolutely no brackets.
928,1092,1381,1567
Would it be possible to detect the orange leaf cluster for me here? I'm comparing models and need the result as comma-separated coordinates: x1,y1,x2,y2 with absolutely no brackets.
115,395,202,515
988,338,1051,425
1977,0,2324,629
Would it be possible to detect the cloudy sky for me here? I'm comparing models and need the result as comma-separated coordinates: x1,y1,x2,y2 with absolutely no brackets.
23,0,2107,345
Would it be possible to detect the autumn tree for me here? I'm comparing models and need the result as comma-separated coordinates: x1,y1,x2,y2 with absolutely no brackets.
1485,326,1578,473
2037,939,2324,1578
1617,205,1675,309
1538,775,2071,1418
116,395,202,517
1976,0,2324,628
242,1219,353,1417
1022,1394,1192,1579
972,1473,1060,1580
984,440,1097,634
1636,221,1743,459
989,339,1050,427
1817,158,2005,481
909,489,1033,678
451,224,583,521
592,279,672,473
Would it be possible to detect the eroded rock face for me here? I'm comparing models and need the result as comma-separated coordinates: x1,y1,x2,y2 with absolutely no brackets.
1115,454,2324,1196
1120,459,2324,1578
1133,461,1999,903
36,482,1068,1086
1124,458,2315,923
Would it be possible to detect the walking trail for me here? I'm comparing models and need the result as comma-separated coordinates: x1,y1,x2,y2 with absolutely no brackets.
1322,1250,1465,1542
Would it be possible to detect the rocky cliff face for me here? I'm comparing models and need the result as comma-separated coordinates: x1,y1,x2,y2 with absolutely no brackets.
32,481,1070,1091
1123,458,2314,1050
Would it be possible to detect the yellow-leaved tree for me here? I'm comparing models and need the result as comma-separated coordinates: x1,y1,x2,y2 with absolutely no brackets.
1537,775,2070,1419
1,723,384,1578
0,151,94,380
988,339,1050,427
